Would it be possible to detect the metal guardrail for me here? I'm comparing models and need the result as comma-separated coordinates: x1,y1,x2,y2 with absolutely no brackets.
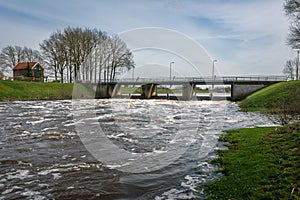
109,75,287,83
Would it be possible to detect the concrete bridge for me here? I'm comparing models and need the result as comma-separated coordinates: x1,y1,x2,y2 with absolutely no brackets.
91,75,287,101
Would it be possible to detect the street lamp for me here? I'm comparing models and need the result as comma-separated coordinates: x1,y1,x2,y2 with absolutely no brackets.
169,61,174,88
132,67,135,88
212,60,217,89
132,67,135,80
210,59,217,100
296,50,299,80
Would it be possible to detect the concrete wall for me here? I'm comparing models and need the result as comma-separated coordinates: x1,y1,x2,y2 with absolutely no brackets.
95,83,118,98
231,83,266,101
141,84,157,99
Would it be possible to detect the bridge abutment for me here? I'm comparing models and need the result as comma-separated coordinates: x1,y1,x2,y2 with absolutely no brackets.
231,83,267,101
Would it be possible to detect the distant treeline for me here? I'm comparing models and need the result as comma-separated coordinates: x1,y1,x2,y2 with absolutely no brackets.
0,27,134,83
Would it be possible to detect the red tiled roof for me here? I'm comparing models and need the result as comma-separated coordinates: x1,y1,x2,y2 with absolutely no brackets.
13,62,38,70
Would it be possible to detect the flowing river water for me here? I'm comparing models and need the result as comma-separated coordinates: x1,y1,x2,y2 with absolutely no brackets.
0,99,274,199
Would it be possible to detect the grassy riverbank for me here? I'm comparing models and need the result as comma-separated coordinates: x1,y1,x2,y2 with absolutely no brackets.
205,123,300,199
239,80,300,112
0,80,75,101
0,80,212,101
205,80,300,199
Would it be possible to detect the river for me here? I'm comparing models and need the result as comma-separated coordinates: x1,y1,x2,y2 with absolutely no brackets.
0,99,274,199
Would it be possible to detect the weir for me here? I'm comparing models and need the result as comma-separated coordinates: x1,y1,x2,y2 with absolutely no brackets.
141,83,158,99
90,76,286,100
95,82,120,98
182,82,196,101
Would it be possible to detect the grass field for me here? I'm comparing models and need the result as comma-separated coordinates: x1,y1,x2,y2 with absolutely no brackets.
0,80,75,101
205,123,300,199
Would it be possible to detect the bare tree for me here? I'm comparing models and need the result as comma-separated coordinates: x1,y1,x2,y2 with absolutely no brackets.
266,94,300,125
284,1,300,48
40,26,134,83
83,34,134,83
0,45,21,73
40,32,69,83
62,27,97,82
283,59,295,80
0,69,4,80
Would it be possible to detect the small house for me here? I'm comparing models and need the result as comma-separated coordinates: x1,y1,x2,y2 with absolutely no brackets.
13,62,44,82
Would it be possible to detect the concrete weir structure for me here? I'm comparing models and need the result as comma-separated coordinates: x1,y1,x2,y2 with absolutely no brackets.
139,82,196,100
141,83,158,99
95,83,119,98
182,82,196,101
93,76,287,100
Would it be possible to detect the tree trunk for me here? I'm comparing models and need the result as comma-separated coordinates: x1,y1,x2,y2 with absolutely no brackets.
60,70,64,83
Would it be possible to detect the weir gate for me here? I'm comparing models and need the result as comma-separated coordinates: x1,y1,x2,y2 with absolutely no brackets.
87,76,286,101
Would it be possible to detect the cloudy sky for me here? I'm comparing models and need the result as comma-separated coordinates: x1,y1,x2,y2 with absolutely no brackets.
0,0,295,77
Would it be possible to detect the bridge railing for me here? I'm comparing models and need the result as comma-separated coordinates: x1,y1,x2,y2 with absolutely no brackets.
112,75,287,83
220,75,287,82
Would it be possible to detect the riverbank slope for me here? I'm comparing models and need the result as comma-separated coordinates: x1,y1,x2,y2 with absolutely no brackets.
205,123,300,199
205,80,300,199
239,80,300,112
0,80,75,101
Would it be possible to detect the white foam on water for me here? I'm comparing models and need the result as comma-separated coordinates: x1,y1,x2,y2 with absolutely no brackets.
6,170,33,180
61,154,71,159
26,118,52,125
155,188,198,200
18,161,32,167
2,186,22,195
38,168,60,176
21,189,45,200
38,183,49,189
52,173,62,180
28,105,45,109
0,178,6,183
41,127,57,131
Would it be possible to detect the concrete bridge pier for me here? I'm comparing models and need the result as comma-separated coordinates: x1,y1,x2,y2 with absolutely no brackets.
141,83,158,99
95,82,120,98
182,82,196,101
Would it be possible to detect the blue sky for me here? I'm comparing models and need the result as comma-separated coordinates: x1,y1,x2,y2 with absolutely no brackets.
0,0,294,76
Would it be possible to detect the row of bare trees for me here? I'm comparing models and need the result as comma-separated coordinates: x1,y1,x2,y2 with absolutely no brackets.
40,27,134,83
0,27,134,83
0,46,44,74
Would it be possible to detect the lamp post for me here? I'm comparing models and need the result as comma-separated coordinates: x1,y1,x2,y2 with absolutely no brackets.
296,50,299,80
210,60,217,100
132,67,135,80
212,60,217,89
169,61,174,88
132,67,135,87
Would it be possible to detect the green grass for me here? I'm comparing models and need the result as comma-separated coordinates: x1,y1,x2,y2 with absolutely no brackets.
205,123,300,199
239,81,300,112
0,80,76,101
